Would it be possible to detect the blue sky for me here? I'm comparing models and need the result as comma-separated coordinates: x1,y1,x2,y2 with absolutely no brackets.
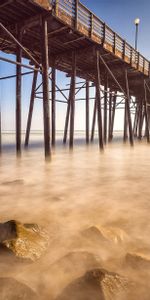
0,0,150,132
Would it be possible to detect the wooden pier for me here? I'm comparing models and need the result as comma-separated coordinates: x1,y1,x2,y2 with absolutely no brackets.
0,0,150,158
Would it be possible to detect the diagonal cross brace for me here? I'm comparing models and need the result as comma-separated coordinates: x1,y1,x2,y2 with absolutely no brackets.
0,22,41,68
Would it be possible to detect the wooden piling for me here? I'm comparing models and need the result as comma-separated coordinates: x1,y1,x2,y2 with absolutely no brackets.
133,104,138,137
63,84,71,144
91,96,96,142
25,70,38,148
95,50,103,150
16,27,22,156
125,69,134,146
41,17,51,158
144,81,150,142
134,101,141,138
104,74,108,144
138,99,143,140
0,108,1,154
123,99,128,142
52,66,56,146
108,91,112,142
110,92,116,141
86,80,89,144
69,51,76,148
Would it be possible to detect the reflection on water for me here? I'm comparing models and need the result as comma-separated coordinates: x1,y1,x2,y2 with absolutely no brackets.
0,132,150,299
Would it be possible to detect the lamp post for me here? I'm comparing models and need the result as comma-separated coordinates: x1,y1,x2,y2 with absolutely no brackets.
134,18,140,51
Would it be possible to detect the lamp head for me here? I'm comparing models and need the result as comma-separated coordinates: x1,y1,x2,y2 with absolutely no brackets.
134,18,140,25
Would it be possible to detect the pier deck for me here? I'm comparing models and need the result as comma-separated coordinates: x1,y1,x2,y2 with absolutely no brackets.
0,0,149,94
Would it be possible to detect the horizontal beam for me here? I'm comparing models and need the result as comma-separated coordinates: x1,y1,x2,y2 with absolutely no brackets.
35,96,104,101
35,85,92,94
0,56,40,71
63,36,85,45
0,71,34,81
48,26,68,37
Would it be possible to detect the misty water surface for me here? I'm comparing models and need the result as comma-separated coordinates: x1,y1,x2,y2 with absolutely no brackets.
0,132,150,299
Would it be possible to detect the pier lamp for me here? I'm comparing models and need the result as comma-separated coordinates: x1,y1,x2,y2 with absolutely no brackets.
134,18,140,51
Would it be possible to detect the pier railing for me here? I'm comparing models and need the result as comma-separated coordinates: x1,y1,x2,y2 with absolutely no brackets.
49,0,149,76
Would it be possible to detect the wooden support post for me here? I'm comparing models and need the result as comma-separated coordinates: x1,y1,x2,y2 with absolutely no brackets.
41,17,51,158
141,110,145,133
16,27,22,156
86,80,89,144
133,103,138,137
52,66,56,146
108,91,112,142
0,108,1,154
104,74,108,144
63,85,71,144
148,106,150,130
138,99,143,140
69,51,76,148
123,99,128,142
134,108,138,138
135,101,141,138
91,96,96,142
24,70,38,148
144,82,150,142
110,92,117,141
125,69,134,146
95,50,103,150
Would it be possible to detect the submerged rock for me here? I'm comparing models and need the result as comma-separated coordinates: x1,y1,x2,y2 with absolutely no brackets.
1,220,49,261
0,277,38,300
56,268,130,300
99,226,129,244
0,220,17,243
82,225,129,245
81,226,108,243
125,252,150,269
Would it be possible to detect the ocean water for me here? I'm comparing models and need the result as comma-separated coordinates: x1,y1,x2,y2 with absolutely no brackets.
0,131,150,299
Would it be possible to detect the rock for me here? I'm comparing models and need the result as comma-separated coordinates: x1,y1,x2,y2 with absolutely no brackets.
0,277,38,300
2,220,49,261
125,252,150,269
99,226,129,244
0,220,17,243
81,225,129,245
81,226,108,243
56,268,130,300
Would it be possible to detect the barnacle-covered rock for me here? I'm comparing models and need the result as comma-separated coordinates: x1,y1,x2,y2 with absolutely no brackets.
56,268,131,300
1,220,49,261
